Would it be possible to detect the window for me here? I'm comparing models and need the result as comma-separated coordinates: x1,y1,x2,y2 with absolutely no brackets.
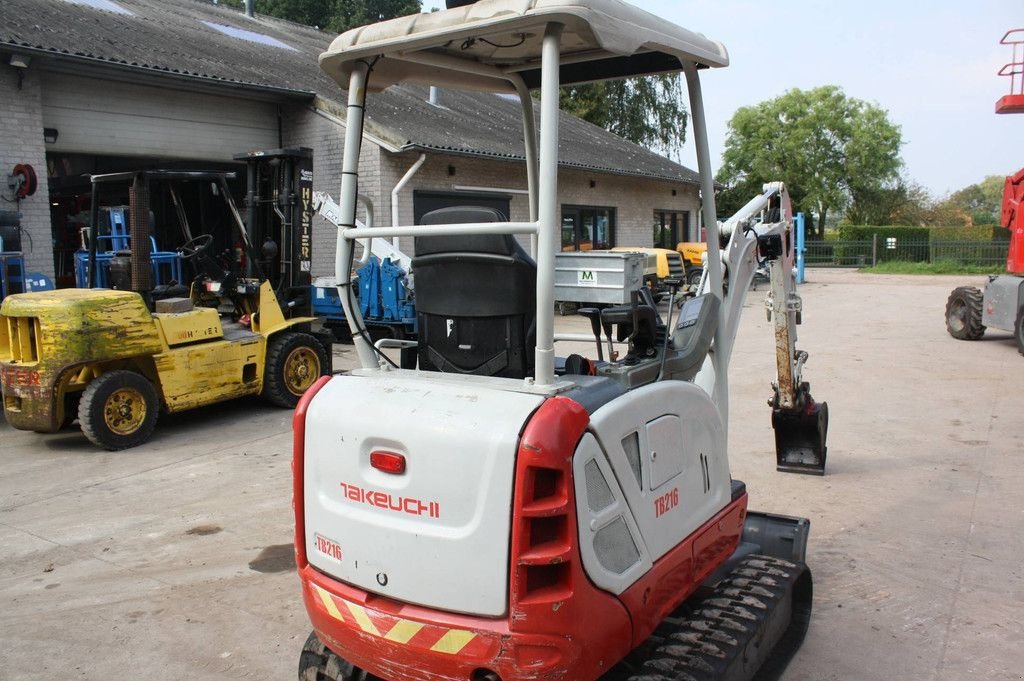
561,205,615,251
653,210,690,248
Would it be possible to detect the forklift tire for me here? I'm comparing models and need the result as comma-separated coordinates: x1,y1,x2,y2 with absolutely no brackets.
1015,305,1024,356
945,286,985,340
78,370,159,450
686,267,703,286
298,631,358,681
263,332,329,409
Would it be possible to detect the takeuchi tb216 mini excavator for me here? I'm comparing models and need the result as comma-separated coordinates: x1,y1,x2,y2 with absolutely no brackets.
293,2,829,680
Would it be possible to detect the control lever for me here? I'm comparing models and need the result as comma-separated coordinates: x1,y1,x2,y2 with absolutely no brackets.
577,307,605,362
656,278,683,381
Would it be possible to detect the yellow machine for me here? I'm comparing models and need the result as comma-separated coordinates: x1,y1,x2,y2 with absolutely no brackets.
610,246,688,295
676,241,708,285
0,279,325,450
0,167,327,450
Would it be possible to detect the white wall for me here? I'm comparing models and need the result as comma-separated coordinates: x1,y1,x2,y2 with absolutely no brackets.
41,74,280,161
0,65,54,278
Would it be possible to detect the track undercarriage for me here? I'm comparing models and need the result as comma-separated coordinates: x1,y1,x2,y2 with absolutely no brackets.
299,555,811,681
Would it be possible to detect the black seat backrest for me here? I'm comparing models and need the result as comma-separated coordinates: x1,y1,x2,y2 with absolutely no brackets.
413,206,536,378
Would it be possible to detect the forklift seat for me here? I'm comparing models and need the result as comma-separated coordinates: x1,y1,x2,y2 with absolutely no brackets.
413,207,536,378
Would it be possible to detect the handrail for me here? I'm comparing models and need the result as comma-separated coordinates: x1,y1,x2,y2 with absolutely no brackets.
998,28,1024,99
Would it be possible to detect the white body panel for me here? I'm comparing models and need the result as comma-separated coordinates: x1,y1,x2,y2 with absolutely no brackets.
575,381,728,593
303,371,545,617
573,433,652,593
982,274,1024,331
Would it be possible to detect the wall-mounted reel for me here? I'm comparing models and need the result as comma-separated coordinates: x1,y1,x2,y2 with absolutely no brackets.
7,164,38,199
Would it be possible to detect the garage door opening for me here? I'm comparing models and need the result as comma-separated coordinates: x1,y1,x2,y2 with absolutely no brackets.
47,153,244,288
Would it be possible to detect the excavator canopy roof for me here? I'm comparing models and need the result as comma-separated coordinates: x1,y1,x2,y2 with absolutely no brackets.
319,0,729,93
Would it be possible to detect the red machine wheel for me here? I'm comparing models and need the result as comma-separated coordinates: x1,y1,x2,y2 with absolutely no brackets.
945,286,985,340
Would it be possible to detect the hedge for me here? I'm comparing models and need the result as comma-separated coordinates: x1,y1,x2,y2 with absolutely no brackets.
835,225,930,241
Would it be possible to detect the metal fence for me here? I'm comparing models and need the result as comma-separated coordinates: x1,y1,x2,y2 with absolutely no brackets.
805,237,1010,268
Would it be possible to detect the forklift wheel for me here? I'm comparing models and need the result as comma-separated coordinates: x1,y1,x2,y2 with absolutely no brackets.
686,267,703,286
298,631,358,681
263,332,329,409
79,370,159,450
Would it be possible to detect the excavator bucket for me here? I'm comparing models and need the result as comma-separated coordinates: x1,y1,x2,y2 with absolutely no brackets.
772,384,828,475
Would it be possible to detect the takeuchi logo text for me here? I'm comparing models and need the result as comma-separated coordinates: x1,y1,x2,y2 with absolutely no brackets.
339,481,441,518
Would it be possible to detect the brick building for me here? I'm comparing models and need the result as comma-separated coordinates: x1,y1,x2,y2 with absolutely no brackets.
1,0,702,285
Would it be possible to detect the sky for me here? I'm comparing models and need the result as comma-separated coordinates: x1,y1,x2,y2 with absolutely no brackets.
422,0,1024,197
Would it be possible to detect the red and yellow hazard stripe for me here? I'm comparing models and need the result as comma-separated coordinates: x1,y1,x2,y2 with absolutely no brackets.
310,584,495,657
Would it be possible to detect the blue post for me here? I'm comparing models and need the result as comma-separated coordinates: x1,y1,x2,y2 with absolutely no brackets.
795,212,806,284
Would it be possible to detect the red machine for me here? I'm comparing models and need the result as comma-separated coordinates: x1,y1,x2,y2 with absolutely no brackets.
946,28,1024,352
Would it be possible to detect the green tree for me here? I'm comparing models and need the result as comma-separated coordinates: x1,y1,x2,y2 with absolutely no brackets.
560,75,688,159
845,179,983,228
947,175,1005,225
716,86,902,237
254,0,421,34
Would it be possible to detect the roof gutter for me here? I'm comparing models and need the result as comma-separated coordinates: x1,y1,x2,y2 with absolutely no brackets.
0,43,316,101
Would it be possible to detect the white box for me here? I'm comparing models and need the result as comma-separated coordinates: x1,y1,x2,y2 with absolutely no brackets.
554,251,645,305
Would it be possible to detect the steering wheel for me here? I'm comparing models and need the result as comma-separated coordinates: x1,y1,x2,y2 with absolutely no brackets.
177,234,214,260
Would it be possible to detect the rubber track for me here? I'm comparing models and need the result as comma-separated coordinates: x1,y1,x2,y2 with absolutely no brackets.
608,555,811,681
299,631,360,681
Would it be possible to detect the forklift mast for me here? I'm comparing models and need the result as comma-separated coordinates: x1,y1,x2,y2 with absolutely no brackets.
235,148,314,312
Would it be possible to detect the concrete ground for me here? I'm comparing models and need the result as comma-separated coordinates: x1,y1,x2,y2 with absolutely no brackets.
1,269,1022,680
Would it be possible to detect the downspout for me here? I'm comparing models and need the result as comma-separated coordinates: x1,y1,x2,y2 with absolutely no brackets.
357,193,375,264
391,153,427,247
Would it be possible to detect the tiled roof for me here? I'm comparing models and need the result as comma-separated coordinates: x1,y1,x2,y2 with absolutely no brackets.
2,0,700,184
372,85,701,184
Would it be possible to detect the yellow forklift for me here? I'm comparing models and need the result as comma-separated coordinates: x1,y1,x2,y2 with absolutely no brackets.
0,157,328,450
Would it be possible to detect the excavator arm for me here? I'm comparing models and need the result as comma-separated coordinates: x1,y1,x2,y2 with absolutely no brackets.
717,182,829,474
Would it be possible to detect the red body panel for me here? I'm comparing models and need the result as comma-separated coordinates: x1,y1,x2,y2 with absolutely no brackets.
295,390,747,681
619,495,747,648
1002,169,1024,274
292,374,331,570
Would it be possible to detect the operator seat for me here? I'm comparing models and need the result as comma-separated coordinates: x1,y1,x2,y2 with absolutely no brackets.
413,206,536,378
